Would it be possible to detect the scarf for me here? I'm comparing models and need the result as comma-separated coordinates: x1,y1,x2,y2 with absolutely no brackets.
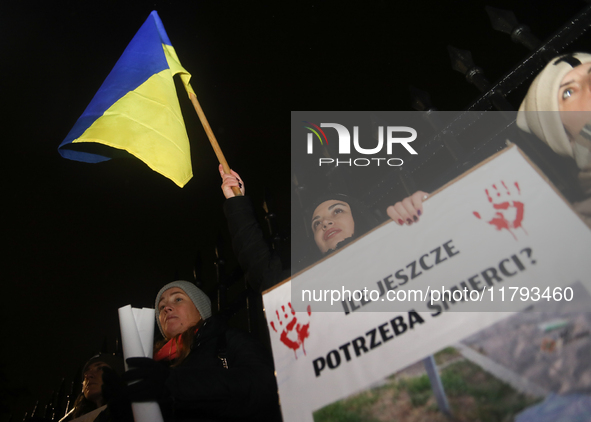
154,327,200,361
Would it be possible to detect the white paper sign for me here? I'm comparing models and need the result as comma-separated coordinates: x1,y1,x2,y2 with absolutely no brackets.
118,305,163,422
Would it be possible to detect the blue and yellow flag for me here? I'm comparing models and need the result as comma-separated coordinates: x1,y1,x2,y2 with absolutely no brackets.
59,11,194,187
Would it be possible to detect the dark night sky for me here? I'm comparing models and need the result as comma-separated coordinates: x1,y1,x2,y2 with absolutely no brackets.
3,0,589,420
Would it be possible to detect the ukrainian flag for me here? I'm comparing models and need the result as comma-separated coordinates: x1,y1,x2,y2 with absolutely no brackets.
59,11,194,187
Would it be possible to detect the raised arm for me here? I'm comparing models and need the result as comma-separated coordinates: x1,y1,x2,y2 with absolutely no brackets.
219,165,285,293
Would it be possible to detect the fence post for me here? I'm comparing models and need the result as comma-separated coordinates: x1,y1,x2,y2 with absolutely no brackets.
423,355,452,416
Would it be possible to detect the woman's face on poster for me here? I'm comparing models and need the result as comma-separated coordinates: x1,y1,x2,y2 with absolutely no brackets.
311,200,355,254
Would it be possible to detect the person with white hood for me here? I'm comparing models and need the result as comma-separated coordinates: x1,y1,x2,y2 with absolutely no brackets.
517,52,591,227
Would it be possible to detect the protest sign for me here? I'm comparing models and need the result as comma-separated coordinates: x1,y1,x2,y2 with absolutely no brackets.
265,145,591,421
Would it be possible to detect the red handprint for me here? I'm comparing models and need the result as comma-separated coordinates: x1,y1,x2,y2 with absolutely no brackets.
473,181,526,240
269,302,312,359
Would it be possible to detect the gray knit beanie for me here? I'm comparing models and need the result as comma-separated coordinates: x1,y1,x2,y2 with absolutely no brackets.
155,280,212,337
517,52,591,158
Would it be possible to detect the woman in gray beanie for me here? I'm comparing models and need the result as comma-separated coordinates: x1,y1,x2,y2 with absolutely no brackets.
118,280,281,422
517,52,591,227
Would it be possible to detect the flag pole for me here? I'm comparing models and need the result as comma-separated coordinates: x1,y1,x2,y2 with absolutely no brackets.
188,91,242,196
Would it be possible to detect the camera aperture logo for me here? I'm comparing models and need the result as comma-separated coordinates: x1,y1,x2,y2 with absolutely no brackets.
302,121,418,167
302,121,329,149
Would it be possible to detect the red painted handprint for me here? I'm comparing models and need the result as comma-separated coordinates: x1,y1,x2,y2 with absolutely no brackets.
473,181,526,240
269,302,312,359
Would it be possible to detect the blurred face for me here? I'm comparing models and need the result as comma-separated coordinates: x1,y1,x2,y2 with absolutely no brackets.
558,62,591,138
82,362,110,406
311,200,355,254
158,288,201,339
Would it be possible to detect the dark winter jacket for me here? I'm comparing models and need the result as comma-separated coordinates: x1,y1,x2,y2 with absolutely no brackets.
164,315,281,421
223,196,289,294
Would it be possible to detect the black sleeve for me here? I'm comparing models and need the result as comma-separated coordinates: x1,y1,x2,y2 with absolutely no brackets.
164,330,280,420
223,196,285,293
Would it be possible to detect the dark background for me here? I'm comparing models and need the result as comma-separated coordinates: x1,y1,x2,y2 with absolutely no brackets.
3,0,589,420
